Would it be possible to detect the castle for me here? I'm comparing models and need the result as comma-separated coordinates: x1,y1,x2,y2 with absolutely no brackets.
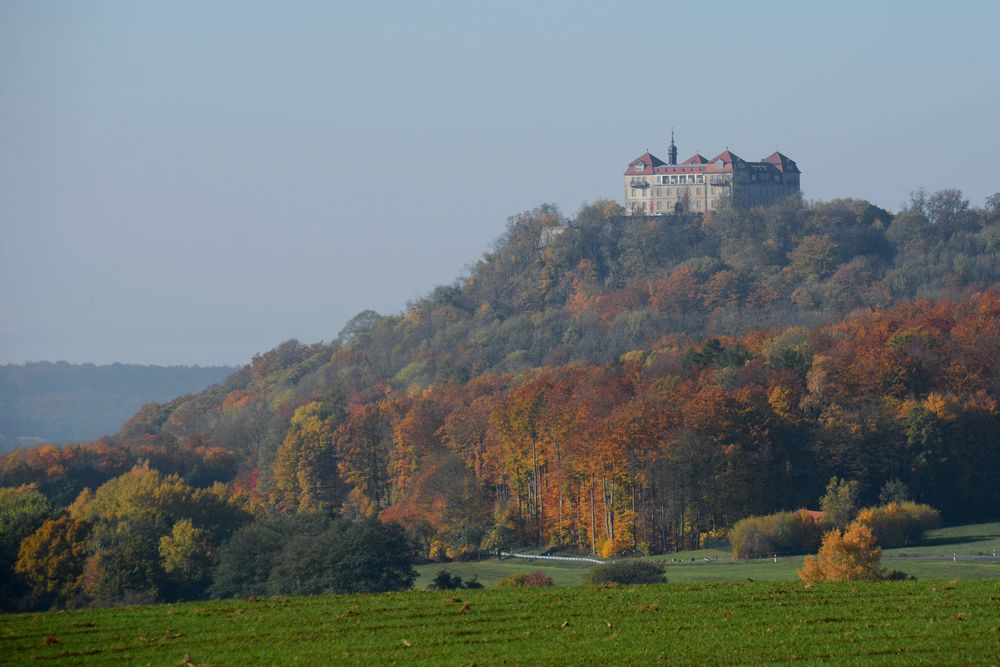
624,133,800,215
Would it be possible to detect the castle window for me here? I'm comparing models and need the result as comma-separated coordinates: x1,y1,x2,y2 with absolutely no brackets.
635,163,644,171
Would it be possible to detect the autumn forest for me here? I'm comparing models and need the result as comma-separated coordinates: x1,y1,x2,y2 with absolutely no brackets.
3,190,1000,609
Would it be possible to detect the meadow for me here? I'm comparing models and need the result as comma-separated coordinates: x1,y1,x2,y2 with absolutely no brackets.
3,522,999,666
2,580,997,665
414,521,1000,588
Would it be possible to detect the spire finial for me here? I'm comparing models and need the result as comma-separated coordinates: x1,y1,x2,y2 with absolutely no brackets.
668,127,678,166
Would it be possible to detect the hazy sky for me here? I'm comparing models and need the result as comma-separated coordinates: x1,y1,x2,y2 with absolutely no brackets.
2,1,998,366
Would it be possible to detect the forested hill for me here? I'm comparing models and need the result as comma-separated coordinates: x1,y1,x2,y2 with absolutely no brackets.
3,189,1000,556
0,362,235,449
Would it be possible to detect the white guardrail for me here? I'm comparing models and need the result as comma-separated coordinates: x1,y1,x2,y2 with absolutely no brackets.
499,551,605,565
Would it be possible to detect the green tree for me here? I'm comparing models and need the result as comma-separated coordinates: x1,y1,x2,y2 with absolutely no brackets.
0,485,55,609
820,477,860,528
159,518,213,599
267,518,416,595
72,467,250,604
210,514,323,598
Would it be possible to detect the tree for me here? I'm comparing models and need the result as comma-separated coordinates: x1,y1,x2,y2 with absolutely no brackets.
877,479,910,505
271,402,342,513
210,514,322,598
159,519,213,599
335,404,392,514
0,485,55,609
266,518,416,596
70,467,250,604
819,477,860,528
15,515,90,607
798,522,882,582
212,515,417,598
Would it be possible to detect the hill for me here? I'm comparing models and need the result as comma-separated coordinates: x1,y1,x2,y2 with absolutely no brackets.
0,362,236,450
2,190,1000,561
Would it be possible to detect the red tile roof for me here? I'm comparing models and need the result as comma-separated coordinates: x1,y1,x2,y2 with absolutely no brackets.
624,151,667,175
626,147,797,177
761,151,800,173
710,150,743,165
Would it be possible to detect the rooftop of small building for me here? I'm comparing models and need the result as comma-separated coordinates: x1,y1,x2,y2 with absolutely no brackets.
625,146,799,176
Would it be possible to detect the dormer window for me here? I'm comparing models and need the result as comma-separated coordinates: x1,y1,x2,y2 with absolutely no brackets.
635,163,645,171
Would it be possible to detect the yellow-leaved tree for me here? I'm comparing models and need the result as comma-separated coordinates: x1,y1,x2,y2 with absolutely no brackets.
798,521,882,582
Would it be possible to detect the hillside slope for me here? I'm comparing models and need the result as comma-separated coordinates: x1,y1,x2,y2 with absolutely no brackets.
3,190,999,553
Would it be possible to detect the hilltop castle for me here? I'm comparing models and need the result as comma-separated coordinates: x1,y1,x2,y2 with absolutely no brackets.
624,133,800,215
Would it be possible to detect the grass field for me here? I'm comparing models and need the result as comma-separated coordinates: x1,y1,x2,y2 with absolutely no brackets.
415,521,1000,588
3,522,998,665
2,580,997,665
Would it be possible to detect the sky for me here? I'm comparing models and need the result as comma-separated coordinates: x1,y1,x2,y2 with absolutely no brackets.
2,1,998,366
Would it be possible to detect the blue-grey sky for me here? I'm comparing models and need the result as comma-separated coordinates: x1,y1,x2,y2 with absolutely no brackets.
2,1,998,366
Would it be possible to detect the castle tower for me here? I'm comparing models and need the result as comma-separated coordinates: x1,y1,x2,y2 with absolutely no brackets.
668,129,678,165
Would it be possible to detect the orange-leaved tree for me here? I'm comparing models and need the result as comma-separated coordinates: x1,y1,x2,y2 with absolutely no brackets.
798,521,882,582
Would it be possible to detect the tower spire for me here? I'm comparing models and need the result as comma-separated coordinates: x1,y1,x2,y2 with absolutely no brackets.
668,128,678,165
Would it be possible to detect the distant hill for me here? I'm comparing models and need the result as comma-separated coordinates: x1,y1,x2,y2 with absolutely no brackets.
0,362,236,449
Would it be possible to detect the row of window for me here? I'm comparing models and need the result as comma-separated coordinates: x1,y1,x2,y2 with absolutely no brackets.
660,174,704,184
750,173,785,183
630,186,705,198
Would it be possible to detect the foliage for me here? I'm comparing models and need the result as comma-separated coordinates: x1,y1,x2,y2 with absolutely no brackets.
14,515,89,607
425,569,483,590
0,485,55,609
854,502,941,548
212,515,416,598
729,510,824,558
798,522,883,582
495,571,554,588
877,479,911,505
819,477,860,529
5,191,1000,607
271,402,342,512
584,560,666,586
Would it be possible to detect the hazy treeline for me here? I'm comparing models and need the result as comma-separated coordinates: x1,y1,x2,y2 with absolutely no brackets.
0,362,236,449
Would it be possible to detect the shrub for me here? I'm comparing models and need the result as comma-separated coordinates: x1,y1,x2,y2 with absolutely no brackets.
584,560,665,586
854,502,941,548
495,571,554,588
426,570,484,590
798,522,883,582
427,570,464,590
729,510,823,558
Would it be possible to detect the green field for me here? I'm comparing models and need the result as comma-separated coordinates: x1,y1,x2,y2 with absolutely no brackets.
2,580,997,665
4,522,998,665
415,522,1000,588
